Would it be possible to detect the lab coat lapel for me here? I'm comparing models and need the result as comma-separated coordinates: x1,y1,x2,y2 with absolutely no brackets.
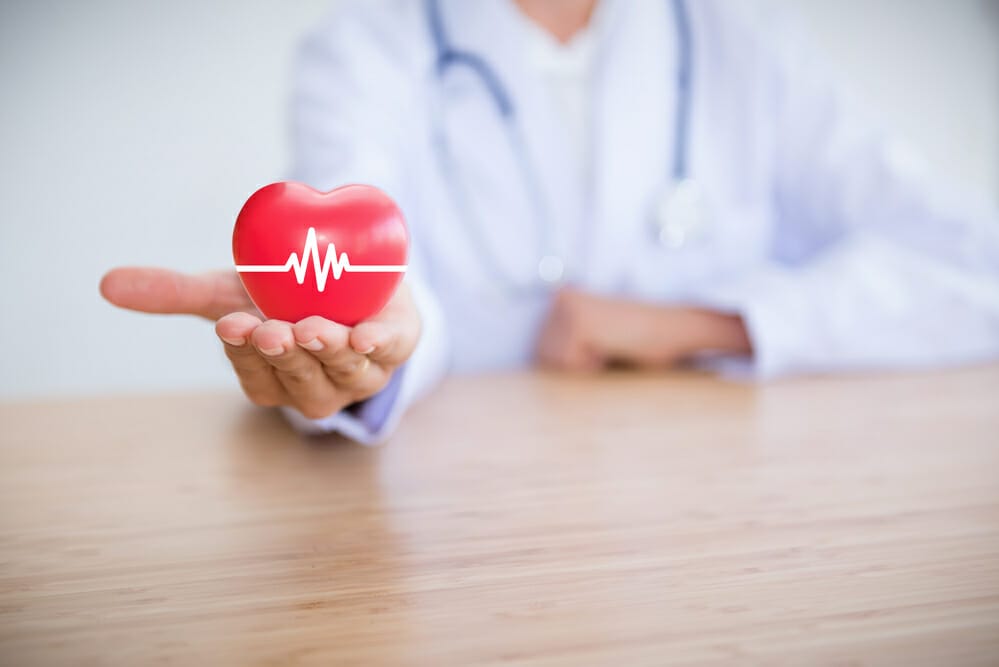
586,0,677,290
444,0,585,274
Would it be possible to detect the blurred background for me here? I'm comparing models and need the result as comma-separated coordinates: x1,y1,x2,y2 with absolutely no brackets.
1,0,997,399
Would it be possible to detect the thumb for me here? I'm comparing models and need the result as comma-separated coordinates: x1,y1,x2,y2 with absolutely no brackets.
347,283,421,366
100,267,255,320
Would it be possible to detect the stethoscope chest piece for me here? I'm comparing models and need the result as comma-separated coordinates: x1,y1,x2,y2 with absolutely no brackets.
652,177,709,248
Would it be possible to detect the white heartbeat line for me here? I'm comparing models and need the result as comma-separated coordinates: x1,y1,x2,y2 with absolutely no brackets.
235,227,407,292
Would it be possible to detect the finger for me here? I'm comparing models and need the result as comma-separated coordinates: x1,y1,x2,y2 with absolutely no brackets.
567,347,605,372
291,316,370,380
535,308,569,369
350,317,419,367
537,330,572,370
101,267,255,320
347,282,421,366
551,334,604,371
535,320,603,372
534,324,560,369
215,313,285,407
251,320,341,419
539,342,597,371
216,311,263,347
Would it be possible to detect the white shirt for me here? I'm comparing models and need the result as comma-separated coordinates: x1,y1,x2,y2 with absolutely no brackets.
521,14,598,194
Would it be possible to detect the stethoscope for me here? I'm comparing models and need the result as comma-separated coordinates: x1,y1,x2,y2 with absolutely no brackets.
427,0,706,292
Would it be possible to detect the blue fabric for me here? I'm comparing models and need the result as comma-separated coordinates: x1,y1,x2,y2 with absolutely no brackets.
350,363,407,432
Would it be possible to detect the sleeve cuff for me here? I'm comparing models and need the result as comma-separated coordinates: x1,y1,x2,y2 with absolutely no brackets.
280,365,407,444
692,263,813,380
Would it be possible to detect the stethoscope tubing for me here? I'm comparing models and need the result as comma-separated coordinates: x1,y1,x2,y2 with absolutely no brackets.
425,0,693,292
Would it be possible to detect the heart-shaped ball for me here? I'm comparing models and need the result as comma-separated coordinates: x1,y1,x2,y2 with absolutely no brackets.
233,182,409,325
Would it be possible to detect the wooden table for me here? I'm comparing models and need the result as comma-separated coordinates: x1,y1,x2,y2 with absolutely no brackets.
2,368,999,666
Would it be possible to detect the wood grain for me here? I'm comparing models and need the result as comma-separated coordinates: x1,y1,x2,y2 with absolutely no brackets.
2,367,999,666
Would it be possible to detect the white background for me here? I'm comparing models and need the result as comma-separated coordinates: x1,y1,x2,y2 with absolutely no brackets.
1,0,997,399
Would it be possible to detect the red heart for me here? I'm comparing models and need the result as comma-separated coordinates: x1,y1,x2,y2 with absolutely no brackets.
232,182,409,326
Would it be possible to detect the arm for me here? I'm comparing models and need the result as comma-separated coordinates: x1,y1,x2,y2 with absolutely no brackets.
99,267,427,443
731,16,999,377
536,8,999,375
100,5,448,443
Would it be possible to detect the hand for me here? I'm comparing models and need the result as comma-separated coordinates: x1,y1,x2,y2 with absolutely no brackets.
535,288,751,371
100,268,420,419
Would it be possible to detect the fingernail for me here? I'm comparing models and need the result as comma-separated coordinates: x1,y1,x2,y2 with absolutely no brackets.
220,336,245,347
297,338,324,352
359,345,375,355
258,345,284,357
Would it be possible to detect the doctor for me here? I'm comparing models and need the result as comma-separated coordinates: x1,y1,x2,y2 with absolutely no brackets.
101,0,999,443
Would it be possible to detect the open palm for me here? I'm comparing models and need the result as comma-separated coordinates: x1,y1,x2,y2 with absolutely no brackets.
101,267,419,419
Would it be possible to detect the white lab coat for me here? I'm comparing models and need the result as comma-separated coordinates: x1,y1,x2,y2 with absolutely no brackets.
283,0,999,442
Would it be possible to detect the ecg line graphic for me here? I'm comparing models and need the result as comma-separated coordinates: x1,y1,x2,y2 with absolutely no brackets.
235,227,407,292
